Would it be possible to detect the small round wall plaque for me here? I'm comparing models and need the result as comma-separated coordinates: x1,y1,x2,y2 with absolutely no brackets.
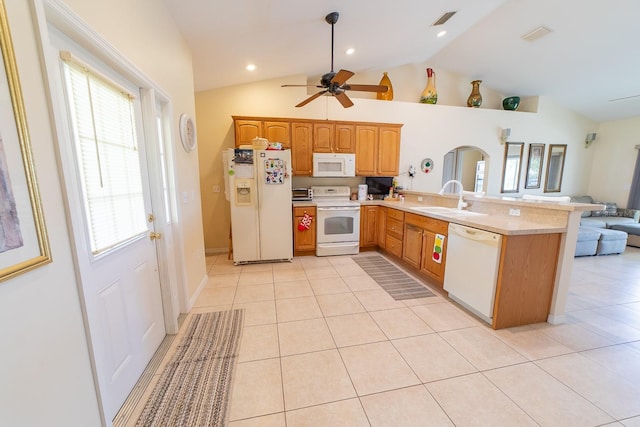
421,158,434,173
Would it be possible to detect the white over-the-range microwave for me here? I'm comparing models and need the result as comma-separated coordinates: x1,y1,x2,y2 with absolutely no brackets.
312,153,356,177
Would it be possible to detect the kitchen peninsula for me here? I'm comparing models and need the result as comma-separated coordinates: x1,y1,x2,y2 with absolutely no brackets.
294,191,598,330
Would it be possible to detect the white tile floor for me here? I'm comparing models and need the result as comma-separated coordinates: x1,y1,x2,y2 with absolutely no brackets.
133,248,640,426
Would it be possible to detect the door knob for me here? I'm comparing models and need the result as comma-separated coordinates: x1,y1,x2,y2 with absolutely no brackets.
149,231,162,241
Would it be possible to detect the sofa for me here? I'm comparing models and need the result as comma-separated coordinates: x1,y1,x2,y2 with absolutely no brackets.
571,195,640,228
571,195,640,255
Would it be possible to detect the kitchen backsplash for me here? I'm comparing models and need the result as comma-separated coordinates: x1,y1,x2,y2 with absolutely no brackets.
292,177,365,192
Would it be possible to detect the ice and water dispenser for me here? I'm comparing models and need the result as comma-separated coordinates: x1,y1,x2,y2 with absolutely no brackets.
234,179,254,206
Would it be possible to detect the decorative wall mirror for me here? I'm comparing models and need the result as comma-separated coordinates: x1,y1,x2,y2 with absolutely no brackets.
544,144,567,193
500,142,524,193
525,143,545,189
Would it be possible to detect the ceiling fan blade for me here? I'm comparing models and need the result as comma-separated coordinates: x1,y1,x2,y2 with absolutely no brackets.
331,69,355,86
282,84,324,88
295,90,327,107
335,92,354,108
343,84,389,93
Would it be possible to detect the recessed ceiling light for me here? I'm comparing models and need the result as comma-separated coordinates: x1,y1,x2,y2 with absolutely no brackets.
437,30,447,38
345,48,355,55
246,64,256,71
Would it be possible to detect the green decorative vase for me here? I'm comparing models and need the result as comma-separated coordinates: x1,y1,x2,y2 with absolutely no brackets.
420,68,438,104
467,80,482,108
502,96,520,110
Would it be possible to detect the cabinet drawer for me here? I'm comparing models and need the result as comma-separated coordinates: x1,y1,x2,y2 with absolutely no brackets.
405,212,448,235
385,235,403,258
386,218,404,240
293,206,315,216
386,208,405,221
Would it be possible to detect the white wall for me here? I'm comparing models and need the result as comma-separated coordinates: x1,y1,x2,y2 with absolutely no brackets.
587,116,640,207
0,0,205,425
0,1,101,425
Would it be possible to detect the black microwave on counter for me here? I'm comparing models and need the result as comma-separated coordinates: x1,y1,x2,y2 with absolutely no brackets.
365,176,393,196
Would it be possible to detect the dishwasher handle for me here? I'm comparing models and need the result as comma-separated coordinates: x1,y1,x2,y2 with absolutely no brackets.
448,223,501,246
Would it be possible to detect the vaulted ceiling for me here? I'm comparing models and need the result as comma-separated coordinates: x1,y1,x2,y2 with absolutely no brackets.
163,0,640,123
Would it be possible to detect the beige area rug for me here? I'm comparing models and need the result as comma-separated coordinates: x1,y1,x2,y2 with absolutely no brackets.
352,253,436,300
135,309,244,427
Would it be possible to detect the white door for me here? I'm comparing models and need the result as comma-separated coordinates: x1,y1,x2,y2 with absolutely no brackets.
52,45,166,420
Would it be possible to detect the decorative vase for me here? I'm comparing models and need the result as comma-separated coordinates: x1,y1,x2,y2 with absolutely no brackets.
502,96,520,110
467,80,482,108
419,68,438,104
376,72,393,101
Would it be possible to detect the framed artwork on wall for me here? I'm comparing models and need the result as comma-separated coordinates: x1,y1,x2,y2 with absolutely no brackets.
525,143,545,189
0,0,51,283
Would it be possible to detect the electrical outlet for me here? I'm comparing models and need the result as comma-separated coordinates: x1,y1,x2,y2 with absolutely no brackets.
417,196,423,202
509,208,521,216
213,185,221,193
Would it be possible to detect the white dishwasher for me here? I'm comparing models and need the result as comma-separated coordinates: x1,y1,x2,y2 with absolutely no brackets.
443,223,502,324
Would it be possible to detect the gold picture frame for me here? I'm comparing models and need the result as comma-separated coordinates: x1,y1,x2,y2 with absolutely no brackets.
0,0,51,283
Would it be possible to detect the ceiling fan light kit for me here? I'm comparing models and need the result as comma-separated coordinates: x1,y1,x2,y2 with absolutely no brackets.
281,11,388,108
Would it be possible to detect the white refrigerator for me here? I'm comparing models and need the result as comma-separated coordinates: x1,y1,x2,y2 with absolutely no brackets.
223,148,293,264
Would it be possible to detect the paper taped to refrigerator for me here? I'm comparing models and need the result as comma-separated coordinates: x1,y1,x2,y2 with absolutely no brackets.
264,159,285,184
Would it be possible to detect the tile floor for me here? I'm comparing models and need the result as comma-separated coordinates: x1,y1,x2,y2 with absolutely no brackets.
131,248,640,426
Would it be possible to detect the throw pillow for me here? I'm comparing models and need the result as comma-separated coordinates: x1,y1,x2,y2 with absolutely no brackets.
591,201,617,217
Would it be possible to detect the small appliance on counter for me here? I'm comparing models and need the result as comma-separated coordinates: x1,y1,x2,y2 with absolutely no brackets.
292,187,313,201
358,184,368,201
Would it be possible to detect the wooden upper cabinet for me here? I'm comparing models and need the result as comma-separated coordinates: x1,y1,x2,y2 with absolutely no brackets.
313,122,355,153
291,122,313,176
378,126,401,176
355,125,378,176
313,122,334,152
234,119,262,147
263,121,291,148
334,124,355,153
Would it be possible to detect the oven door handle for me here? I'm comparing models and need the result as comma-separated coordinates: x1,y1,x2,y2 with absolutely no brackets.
317,206,360,212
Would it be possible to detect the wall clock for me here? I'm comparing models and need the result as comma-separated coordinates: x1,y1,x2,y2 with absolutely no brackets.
179,113,197,152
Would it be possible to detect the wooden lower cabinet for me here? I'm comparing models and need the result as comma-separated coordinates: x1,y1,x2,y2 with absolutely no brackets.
385,235,403,258
376,206,386,248
402,213,448,286
420,230,447,285
402,224,423,269
359,206,378,248
385,208,404,258
492,233,561,329
293,206,316,255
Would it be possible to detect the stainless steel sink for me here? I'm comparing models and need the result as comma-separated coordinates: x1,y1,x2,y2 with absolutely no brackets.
410,206,487,217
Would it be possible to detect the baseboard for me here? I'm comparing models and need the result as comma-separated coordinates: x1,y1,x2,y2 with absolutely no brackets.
205,247,228,255
547,313,566,325
189,273,209,310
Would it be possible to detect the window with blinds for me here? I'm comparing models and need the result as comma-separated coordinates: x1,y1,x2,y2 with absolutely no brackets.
62,60,147,254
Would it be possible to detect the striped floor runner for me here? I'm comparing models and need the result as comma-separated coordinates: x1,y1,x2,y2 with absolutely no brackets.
352,253,436,300
135,309,244,427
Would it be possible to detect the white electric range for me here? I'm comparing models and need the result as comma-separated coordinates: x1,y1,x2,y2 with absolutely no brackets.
311,186,361,256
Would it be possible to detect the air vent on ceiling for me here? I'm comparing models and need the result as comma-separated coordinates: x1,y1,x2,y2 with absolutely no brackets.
432,11,457,26
521,26,553,42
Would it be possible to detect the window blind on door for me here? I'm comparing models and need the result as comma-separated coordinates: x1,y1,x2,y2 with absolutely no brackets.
62,59,147,254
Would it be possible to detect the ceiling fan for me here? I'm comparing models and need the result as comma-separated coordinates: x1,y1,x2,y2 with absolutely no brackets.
282,12,388,108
